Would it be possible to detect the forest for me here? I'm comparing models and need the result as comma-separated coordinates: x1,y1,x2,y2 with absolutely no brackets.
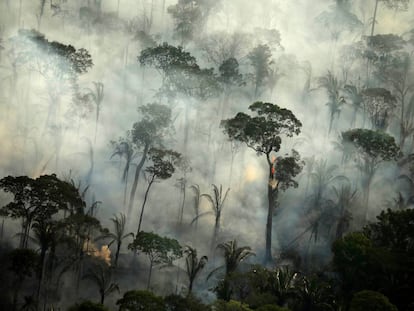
0,0,413,310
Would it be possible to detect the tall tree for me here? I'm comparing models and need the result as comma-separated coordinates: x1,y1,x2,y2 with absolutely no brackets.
88,82,104,144
184,245,208,294
136,148,181,235
318,71,345,134
125,103,173,217
99,213,133,267
247,45,273,99
83,261,119,305
370,0,410,36
201,184,230,249
128,231,182,289
341,129,400,219
0,174,84,248
221,102,303,263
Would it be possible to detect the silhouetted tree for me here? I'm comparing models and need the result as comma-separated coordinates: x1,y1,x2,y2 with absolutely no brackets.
184,245,208,294
128,231,182,289
341,129,400,219
221,102,303,263
136,148,181,235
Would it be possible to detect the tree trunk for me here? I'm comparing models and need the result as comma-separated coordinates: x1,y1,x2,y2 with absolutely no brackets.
265,158,278,264
371,0,379,36
128,143,150,217
147,261,153,290
115,241,121,267
136,175,155,236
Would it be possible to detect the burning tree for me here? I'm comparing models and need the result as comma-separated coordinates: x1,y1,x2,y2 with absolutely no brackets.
221,102,303,263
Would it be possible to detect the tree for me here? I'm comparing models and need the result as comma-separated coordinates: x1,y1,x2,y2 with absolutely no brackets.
68,301,109,311
363,208,414,309
221,102,303,263
88,81,104,144
138,43,198,88
184,245,208,294
99,213,133,267
9,248,39,311
209,240,254,301
125,103,173,217
201,184,230,248
82,261,119,305
14,29,93,130
110,139,136,208
189,184,202,229
341,129,400,219
318,71,345,134
136,148,181,235
247,45,273,99
167,0,219,45
128,231,182,289
370,0,410,36
350,290,398,311
0,174,85,248
116,290,165,311
164,294,210,311
361,88,396,130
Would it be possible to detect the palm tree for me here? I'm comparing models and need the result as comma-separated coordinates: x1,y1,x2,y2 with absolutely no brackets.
83,262,119,305
184,246,208,295
295,275,336,311
99,213,133,267
344,84,363,127
318,71,345,134
268,266,299,307
88,81,104,144
217,239,255,277
332,185,356,239
208,239,254,301
110,140,135,208
202,184,230,249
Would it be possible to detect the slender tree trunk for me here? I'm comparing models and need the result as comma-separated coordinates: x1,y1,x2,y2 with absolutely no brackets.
371,0,379,36
115,241,121,267
128,143,150,217
147,261,153,290
179,178,186,224
265,157,278,263
136,175,155,236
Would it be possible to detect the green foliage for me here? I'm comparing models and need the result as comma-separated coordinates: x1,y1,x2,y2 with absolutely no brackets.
256,305,290,311
14,29,93,78
184,246,208,293
164,294,210,311
217,240,255,276
68,300,109,311
139,43,197,77
0,174,85,248
364,208,414,252
341,129,400,163
221,102,302,156
247,45,273,97
129,231,182,265
214,299,253,311
145,148,182,180
350,290,397,311
9,248,39,279
219,58,244,87
116,290,165,311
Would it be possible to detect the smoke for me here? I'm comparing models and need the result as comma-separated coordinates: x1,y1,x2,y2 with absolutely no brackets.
0,0,413,308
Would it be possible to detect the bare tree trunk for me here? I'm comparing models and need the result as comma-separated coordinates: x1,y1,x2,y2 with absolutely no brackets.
136,175,155,236
265,156,278,264
370,0,379,36
147,261,153,290
128,143,150,217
